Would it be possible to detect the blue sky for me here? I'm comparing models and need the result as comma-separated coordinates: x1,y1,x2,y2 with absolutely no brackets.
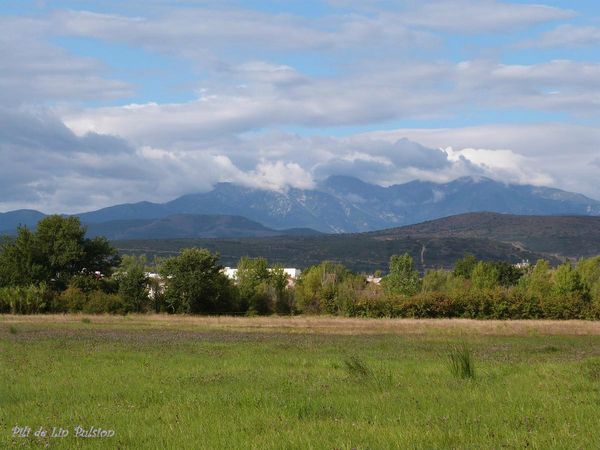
1,0,600,212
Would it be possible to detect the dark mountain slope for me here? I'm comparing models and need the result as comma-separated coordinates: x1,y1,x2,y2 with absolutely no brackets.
0,209,45,232
86,214,321,240
113,212,600,272
115,234,546,273
372,212,600,257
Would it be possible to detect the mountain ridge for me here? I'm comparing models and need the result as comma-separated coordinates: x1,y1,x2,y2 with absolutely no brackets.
113,212,600,272
1,176,600,234
1,214,322,240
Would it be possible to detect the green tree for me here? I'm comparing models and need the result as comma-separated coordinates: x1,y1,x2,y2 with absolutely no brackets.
382,253,421,297
519,259,552,299
117,255,149,313
236,256,271,313
422,269,454,293
453,253,478,279
83,236,121,277
470,261,499,290
270,265,293,314
493,261,523,287
295,261,350,314
552,261,589,300
159,248,236,314
576,257,600,291
0,229,46,286
0,215,119,290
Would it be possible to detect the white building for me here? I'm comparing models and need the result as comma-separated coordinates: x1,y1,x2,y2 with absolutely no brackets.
223,267,238,280
222,267,301,285
366,275,382,285
514,260,531,269
282,268,301,279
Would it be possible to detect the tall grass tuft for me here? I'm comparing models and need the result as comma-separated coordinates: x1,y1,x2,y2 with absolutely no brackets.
448,345,476,379
9,325,18,335
343,355,373,379
582,358,600,382
342,355,393,389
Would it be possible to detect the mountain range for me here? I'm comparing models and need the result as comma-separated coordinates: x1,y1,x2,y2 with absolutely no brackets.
2,176,600,235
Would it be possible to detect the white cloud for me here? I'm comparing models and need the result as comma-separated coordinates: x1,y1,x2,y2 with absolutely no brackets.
445,147,554,186
0,16,132,105
396,0,573,33
365,123,600,198
524,24,600,48
53,7,436,59
60,57,600,153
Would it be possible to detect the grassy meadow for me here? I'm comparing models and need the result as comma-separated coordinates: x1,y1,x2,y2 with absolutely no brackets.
2,316,600,449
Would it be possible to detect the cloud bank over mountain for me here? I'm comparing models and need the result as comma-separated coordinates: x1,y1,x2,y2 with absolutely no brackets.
1,0,600,212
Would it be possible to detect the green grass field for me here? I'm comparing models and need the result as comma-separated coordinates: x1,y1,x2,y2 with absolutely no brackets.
2,315,600,449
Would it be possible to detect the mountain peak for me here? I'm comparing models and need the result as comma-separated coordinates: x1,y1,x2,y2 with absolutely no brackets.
320,175,372,188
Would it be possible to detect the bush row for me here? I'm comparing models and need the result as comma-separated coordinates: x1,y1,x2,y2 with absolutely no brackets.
347,288,600,320
2,251,600,320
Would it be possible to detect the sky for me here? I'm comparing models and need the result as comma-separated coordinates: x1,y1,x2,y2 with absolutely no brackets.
2,0,600,213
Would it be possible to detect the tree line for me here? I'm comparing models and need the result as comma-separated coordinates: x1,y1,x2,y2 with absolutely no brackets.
1,215,600,319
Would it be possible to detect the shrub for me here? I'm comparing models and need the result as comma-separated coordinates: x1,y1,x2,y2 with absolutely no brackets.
69,274,103,293
504,288,542,319
393,291,457,318
539,291,590,320
348,288,398,318
82,291,125,314
60,286,87,312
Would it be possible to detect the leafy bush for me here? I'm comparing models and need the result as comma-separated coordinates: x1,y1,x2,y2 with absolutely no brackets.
60,286,87,312
347,287,398,318
393,291,457,318
539,292,590,320
82,291,125,314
